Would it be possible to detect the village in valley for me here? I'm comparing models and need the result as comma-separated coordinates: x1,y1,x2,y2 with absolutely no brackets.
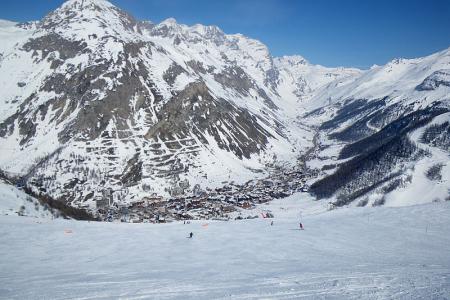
94,167,315,223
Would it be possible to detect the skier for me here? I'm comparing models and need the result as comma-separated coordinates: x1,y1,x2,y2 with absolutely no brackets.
270,221,274,226
188,232,193,238
299,222,304,230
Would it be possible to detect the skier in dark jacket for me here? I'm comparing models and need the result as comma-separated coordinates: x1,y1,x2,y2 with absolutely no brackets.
189,232,193,238
299,223,304,230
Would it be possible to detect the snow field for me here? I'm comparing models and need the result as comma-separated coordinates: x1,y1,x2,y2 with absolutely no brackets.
0,195,449,299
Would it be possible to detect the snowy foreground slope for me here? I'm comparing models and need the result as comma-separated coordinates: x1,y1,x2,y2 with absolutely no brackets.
1,197,449,299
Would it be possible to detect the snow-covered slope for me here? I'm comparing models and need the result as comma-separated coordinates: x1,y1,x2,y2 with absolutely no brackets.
305,48,450,207
274,55,360,112
0,0,359,208
1,197,449,299
309,47,450,111
0,179,56,218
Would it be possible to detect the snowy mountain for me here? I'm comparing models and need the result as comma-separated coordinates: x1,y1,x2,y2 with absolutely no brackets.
0,0,359,209
305,48,450,207
0,0,448,214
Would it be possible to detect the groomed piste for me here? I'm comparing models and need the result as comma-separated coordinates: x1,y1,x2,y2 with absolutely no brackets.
1,195,449,299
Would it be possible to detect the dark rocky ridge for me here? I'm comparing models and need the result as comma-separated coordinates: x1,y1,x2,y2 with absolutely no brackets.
145,81,273,159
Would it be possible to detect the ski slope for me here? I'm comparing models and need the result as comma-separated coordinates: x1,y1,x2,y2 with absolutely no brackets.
1,195,449,299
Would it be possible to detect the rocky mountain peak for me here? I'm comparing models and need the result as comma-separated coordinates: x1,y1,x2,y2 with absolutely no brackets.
150,18,226,46
39,0,139,40
190,23,224,38
275,55,309,67
160,17,178,26
62,0,115,9
151,18,182,37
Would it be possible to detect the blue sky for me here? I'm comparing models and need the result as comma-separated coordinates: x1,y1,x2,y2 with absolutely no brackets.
1,0,449,68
